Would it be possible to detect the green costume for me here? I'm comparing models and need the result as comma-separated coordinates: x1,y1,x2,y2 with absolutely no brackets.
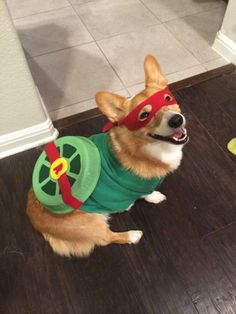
80,133,164,214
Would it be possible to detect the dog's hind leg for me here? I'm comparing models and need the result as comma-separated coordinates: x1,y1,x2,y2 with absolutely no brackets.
27,189,143,256
42,233,95,257
96,229,143,246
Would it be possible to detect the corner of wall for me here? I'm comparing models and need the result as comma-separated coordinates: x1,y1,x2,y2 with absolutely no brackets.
213,31,236,65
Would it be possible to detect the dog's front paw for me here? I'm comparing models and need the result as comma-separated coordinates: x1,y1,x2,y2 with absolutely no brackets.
128,230,143,244
142,191,166,204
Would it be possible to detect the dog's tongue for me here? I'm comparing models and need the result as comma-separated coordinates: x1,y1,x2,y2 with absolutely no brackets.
170,128,184,139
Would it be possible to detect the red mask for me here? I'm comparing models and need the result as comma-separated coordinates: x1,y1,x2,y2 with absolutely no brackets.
103,86,177,132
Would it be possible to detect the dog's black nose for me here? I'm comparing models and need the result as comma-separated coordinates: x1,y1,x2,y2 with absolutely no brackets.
168,114,183,129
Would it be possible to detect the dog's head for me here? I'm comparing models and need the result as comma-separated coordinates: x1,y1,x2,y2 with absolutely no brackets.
96,55,188,148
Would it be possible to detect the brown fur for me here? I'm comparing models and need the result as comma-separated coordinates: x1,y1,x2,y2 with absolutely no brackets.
26,55,183,257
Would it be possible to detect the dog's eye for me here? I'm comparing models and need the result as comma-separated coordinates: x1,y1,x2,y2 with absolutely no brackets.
139,111,150,121
164,94,172,101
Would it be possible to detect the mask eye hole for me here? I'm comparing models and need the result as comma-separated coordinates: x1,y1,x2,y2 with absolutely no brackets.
164,94,172,101
138,104,152,121
139,111,150,121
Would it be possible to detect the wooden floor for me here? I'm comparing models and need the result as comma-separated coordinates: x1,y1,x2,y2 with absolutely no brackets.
1,70,236,314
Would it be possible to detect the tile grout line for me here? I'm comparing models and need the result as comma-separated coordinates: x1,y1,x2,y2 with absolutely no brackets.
22,18,215,67
12,4,71,21
163,22,212,66
25,33,208,83
51,62,234,123
25,40,95,60
12,1,225,63
50,59,223,120
138,0,163,23
49,86,130,117
68,0,95,5
24,20,163,60
50,60,208,118
93,20,164,43
88,22,206,89
19,5,219,67
139,1,225,24
162,6,227,64
136,0,162,23
72,4,163,41
13,0,227,117
74,0,161,24
11,1,225,24
139,0,226,65
96,59,227,92
70,2,130,94
202,58,230,71
163,23,217,65
126,63,207,90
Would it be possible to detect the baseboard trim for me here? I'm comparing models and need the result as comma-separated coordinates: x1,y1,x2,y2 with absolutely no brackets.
54,64,235,130
0,89,58,159
0,117,59,159
213,31,236,64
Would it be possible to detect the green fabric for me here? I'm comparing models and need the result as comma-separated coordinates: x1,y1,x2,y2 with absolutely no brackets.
80,133,164,213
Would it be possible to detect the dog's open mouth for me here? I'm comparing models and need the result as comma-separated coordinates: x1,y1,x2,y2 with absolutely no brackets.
148,128,189,145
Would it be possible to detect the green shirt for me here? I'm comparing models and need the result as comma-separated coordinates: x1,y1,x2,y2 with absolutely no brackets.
80,133,164,214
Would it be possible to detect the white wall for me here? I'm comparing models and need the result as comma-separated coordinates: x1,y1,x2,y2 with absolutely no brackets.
213,0,236,64
0,0,58,158
221,0,236,43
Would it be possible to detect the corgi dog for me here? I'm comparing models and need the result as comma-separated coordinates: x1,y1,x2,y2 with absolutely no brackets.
26,55,188,257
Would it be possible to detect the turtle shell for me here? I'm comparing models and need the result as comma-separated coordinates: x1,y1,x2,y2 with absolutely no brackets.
32,136,101,214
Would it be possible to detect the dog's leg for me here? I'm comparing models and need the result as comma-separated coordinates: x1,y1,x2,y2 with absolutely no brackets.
43,221,143,253
142,191,166,204
98,229,143,246
42,233,95,257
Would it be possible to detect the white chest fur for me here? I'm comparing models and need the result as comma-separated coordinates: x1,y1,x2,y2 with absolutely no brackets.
144,141,183,171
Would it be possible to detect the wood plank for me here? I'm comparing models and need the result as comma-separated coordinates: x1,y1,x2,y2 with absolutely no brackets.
131,198,236,314
178,70,236,106
175,76,236,165
206,224,236,290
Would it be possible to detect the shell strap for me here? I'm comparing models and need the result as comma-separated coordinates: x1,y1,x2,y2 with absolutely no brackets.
45,141,83,210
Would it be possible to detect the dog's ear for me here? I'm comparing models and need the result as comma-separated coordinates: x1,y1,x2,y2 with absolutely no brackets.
144,55,168,88
96,92,127,122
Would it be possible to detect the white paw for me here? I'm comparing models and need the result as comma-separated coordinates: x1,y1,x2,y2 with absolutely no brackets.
125,203,134,211
142,191,166,204
128,230,143,244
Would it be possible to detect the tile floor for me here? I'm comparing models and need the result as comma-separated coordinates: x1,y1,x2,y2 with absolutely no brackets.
6,0,229,120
